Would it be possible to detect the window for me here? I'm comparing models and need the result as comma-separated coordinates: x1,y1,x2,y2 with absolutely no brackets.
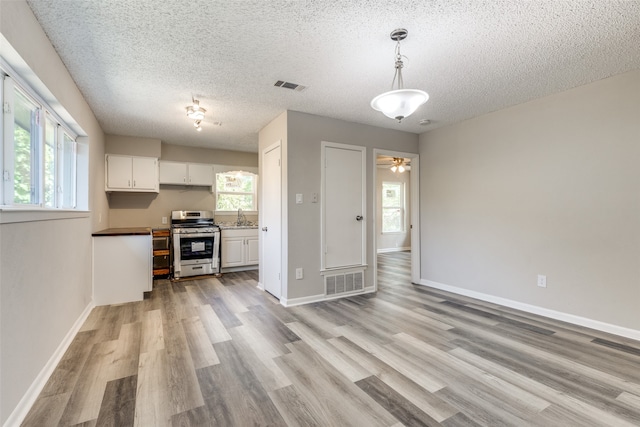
215,170,257,212
11,87,40,205
382,181,404,233
2,74,78,209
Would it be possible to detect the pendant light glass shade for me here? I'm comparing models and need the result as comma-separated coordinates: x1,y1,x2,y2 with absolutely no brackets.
186,98,206,121
371,89,429,121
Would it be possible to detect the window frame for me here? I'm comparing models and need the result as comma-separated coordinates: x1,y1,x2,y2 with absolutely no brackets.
381,181,405,234
213,166,258,214
1,70,78,210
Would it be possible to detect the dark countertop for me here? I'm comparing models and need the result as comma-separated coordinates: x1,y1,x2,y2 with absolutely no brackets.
92,227,152,236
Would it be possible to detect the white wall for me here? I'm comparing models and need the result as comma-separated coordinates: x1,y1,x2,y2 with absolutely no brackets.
283,111,419,300
419,69,640,333
0,1,106,423
376,167,411,252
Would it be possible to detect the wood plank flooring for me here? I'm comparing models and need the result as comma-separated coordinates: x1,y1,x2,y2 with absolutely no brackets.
23,252,640,426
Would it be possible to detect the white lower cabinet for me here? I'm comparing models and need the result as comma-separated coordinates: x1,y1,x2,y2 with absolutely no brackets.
221,229,259,269
93,233,152,306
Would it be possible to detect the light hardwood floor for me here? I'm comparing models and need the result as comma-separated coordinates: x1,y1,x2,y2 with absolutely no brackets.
23,251,640,426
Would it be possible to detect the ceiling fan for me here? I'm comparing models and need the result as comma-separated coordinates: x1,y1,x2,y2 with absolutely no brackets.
376,156,411,172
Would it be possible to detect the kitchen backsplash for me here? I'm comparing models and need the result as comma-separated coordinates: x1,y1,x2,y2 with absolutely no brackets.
214,214,259,225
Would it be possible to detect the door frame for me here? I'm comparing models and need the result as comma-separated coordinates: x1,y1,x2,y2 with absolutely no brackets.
372,149,420,289
259,140,283,298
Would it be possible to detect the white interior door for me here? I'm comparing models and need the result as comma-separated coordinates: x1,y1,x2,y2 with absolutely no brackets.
323,144,366,269
262,144,282,298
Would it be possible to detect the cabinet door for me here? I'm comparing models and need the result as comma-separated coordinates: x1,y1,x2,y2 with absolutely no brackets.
132,157,158,190
246,236,259,265
159,161,187,184
187,163,213,186
221,237,245,267
106,155,132,189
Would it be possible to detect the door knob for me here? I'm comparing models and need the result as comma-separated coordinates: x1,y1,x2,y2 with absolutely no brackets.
262,227,268,231
356,215,364,221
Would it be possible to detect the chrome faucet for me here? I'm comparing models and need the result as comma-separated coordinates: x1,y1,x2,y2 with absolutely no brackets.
237,208,247,226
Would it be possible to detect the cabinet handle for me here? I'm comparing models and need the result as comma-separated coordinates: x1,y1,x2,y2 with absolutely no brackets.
128,179,131,187
133,180,136,187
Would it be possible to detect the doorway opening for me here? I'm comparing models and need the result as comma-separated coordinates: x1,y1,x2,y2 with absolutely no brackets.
373,150,420,291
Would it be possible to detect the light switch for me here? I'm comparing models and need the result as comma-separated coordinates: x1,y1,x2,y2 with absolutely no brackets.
296,193,303,204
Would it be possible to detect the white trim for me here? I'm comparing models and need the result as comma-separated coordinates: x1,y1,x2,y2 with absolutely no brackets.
0,209,90,224
377,247,411,254
281,286,375,307
419,279,640,341
0,57,79,140
3,302,95,427
221,266,258,273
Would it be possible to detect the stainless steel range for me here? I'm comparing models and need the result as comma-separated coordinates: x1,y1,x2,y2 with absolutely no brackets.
171,210,220,278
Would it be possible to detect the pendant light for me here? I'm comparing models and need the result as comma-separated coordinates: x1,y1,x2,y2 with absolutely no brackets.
186,98,206,120
186,97,206,131
371,29,428,122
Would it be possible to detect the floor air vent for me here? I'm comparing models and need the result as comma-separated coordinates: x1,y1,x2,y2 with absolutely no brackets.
325,270,364,296
274,80,307,92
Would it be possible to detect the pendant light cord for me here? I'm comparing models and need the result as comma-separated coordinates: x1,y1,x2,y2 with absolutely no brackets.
391,40,405,90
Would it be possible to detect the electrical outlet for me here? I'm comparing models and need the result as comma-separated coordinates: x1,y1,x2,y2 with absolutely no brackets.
295,268,303,280
311,193,318,203
162,216,167,224
296,193,303,204
537,274,547,288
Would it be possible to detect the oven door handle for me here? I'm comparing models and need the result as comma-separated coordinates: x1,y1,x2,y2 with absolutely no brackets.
174,232,217,238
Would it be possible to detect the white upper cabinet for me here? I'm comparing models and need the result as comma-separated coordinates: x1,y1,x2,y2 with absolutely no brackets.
186,163,214,185
105,154,159,192
159,161,187,184
159,161,213,186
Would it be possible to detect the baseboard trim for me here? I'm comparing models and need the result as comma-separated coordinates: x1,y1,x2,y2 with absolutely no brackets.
377,247,411,254
3,301,95,427
419,279,640,341
281,286,375,307
221,266,258,273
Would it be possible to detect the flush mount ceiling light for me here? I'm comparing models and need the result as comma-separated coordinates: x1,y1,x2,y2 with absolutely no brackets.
390,157,405,173
371,28,429,123
186,98,206,121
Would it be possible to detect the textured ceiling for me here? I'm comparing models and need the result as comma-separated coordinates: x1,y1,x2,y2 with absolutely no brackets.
25,0,640,153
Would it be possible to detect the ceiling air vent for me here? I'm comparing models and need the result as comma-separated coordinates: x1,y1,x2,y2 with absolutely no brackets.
274,80,307,92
